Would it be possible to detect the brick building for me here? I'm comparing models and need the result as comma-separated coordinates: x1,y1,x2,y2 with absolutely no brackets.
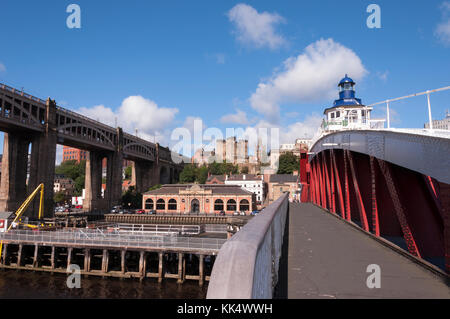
142,184,255,214
267,174,301,204
62,146,88,163
53,175,75,196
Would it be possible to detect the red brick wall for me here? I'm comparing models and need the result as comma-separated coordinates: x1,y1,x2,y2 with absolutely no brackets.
142,194,254,215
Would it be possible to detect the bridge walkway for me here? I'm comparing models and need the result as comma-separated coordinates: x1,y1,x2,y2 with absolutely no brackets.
287,203,450,298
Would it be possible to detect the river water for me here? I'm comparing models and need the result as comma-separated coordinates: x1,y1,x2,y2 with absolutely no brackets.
0,269,208,299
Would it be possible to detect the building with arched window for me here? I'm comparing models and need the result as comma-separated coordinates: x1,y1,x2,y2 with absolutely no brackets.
142,184,255,215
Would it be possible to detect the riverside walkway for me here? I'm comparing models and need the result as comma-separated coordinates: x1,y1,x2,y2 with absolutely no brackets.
287,203,450,299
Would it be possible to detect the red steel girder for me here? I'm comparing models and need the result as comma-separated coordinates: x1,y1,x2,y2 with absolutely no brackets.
423,176,444,220
343,150,351,221
317,156,326,208
370,156,380,236
310,160,317,204
322,152,332,211
331,150,345,218
377,158,421,258
328,151,336,214
347,150,370,232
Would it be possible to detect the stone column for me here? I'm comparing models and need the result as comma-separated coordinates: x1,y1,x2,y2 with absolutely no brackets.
0,133,29,213
28,98,57,218
84,151,105,211
133,160,154,194
104,128,124,209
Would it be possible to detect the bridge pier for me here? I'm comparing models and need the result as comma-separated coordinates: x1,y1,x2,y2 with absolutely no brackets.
132,160,154,194
84,128,123,212
0,133,29,213
28,98,57,218
84,150,105,211
104,147,123,208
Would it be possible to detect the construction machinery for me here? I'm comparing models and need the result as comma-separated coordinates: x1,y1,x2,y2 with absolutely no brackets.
0,183,46,259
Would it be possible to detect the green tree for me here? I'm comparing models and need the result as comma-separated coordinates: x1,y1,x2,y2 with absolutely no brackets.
179,164,197,183
54,191,67,204
74,176,85,196
240,166,249,174
124,165,132,180
277,152,299,174
196,166,209,184
55,160,86,196
208,161,223,175
121,186,142,209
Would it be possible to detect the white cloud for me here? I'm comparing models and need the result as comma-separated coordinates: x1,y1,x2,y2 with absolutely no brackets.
227,3,287,50
435,1,450,45
77,96,178,144
78,104,117,126
249,38,367,121
0,63,6,73
220,109,250,125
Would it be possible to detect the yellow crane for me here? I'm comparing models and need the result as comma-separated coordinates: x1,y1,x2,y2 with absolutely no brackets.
0,183,45,260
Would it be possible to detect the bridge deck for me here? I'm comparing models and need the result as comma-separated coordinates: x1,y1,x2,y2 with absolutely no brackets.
287,203,450,298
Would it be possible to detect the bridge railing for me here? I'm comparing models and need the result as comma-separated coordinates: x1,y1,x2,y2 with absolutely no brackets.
0,229,226,251
206,193,289,299
0,83,47,104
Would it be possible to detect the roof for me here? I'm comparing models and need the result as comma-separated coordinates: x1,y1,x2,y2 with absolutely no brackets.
144,184,253,196
226,174,261,181
206,175,226,183
269,174,298,184
338,74,355,86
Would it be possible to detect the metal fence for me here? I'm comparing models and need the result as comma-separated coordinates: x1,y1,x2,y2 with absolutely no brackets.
204,224,228,233
0,229,226,251
95,223,203,235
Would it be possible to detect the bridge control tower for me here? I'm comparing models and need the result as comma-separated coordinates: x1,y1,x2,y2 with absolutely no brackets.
322,75,385,132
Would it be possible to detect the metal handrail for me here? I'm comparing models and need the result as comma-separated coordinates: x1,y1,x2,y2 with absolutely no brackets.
0,229,226,251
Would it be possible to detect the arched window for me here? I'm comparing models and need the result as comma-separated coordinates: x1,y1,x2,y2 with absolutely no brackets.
145,198,154,210
156,199,165,210
227,199,237,211
214,199,224,211
168,199,177,211
239,199,249,211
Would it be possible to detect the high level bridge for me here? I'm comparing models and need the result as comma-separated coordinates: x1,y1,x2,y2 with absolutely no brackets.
0,83,185,216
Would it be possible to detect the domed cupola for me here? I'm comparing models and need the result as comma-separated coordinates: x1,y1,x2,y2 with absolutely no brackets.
333,74,362,107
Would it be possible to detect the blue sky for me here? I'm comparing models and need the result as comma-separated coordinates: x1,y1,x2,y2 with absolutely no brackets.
0,0,449,159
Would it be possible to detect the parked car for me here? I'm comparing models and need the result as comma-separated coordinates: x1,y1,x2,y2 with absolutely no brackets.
233,211,240,216
110,205,122,214
251,210,260,216
219,210,225,216
147,210,156,215
75,205,82,209
136,209,145,214
240,211,246,216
